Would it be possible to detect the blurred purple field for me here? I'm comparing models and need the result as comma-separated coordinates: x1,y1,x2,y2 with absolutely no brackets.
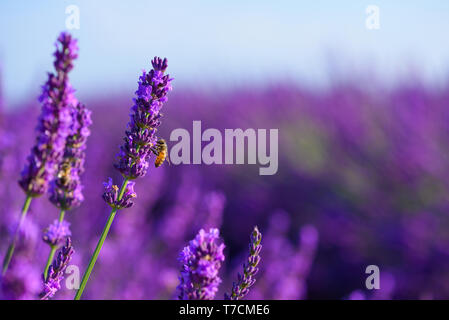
2,66,449,299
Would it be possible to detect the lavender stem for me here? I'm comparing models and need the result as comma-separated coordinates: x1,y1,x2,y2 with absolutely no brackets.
58,210,66,223
74,178,129,300
2,194,32,275
43,247,57,281
43,209,66,279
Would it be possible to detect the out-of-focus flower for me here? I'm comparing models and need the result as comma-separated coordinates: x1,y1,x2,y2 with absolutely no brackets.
5,217,40,258
159,173,200,246
0,258,41,300
177,228,225,300
42,220,72,247
348,290,366,300
202,191,226,230
102,177,136,209
114,57,172,179
40,238,74,300
19,32,78,197
0,131,13,174
0,217,41,300
274,224,319,299
49,102,92,210
226,226,262,300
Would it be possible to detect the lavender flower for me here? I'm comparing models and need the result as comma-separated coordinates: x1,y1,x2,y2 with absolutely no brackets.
19,32,78,197
114,57,172,179
74,57,172,300
177,228,225,300
225,226,262,300
42,220,72,247
102,177,137,209
40,237,74,300
49,102,92,210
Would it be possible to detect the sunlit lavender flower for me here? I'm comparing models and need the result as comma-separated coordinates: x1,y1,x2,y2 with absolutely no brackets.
225,226,262,300
40,237,74,300
42,220,71,247
114,57,172,179
19,32,78,197
177,228,225,300
49,102,92,210
102,177,137,209
74,58,172,301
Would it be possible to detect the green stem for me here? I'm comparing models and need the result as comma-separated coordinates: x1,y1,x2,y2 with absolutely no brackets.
58,210,66,223
2,195,33,275
43,209,66,279
74,178,129,300
43,246,57,280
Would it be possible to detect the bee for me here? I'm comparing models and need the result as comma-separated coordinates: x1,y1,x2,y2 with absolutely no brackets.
151,138,170,168
57,162,72,186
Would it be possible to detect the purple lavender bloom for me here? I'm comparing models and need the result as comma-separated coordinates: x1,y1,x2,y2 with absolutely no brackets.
42,220,72,247
177,228,225,300
49,102,92,210
19,32,78,197
225,226,262,300
102,177,137,209
114,57,172,179
40,237,74,300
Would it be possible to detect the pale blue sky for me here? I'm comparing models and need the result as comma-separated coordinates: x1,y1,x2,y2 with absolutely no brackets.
0,0,449,106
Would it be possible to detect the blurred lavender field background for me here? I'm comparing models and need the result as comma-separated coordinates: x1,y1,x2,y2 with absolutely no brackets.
1,1,449,300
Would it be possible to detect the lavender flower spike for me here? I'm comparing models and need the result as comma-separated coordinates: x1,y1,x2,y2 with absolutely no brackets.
49,102,92,210
177,228,225,300
74,58,172,300
40,237,74,300
225,226,262,300
3,32,77,276
19,32,78,197
42,220,72,247
114,57,173,179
